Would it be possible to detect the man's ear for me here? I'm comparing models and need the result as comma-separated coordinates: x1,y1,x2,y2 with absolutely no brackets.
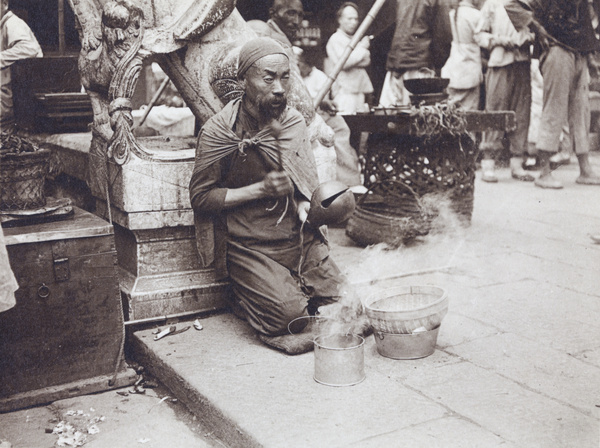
237,77,246,90
268,7,275,18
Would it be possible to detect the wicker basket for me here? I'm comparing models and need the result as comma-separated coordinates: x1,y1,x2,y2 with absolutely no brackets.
364,285,448,334
1,149,50,211
346,180,432,247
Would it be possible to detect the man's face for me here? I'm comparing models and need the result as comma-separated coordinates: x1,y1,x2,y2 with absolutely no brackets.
0,0,8,18
270,0,304,40
338,6,359,35
243,54,290,120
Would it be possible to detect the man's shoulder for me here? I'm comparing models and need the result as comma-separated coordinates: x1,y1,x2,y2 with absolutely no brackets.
283,106,305,127
201,100,239,135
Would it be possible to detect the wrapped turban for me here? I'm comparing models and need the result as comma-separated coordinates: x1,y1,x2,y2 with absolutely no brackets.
237,37,289,78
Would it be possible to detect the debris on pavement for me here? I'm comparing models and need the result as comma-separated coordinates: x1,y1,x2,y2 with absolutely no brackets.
147,396,170,414
51,409,107,446
193,319,203,331
154,325,176,341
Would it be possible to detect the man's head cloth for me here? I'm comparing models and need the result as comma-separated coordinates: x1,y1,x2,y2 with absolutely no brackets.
237,37,289,79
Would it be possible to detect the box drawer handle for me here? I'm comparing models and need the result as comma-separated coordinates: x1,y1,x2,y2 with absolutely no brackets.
37,283,50,299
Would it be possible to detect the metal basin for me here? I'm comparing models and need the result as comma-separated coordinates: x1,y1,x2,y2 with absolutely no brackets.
373,327,440,359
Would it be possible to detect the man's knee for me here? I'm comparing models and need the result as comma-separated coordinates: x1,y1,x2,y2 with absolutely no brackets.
262,299,308,336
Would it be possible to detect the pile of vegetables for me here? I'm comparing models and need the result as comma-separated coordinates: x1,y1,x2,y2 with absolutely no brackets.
409,102,467,139
0,131,40,156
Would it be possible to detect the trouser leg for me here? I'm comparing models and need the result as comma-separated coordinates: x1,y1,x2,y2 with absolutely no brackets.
569,53,591,156
507,62,531,157
537,47,573,154
227,241,309,336
480,67,510,157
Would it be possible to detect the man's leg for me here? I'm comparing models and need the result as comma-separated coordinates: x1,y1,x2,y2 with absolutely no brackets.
535,47,573,189
379,71,403,107
227,241,309,336
447,85,480,111
570,54,600,185
480,67,510,182
507,61,534,181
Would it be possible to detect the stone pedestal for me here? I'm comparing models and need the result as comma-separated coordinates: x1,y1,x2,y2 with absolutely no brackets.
90,136,229,321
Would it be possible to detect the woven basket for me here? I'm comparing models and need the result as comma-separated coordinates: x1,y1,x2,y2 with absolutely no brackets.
364,285,448,334
361,133,477,224
346,180,432,247
1,149,50,211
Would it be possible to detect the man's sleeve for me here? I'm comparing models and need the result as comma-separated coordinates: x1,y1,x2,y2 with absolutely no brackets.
431,0,453,71
326,32,370,70
0,18,43,69
189,131,228,214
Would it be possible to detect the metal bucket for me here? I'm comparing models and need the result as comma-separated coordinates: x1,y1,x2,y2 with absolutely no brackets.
373,326,440,359
313,334,365,387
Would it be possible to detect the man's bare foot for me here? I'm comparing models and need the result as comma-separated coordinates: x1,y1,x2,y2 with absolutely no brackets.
576,175,600,185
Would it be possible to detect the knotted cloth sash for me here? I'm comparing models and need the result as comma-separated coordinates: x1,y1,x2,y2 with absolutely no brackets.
194,98,319,201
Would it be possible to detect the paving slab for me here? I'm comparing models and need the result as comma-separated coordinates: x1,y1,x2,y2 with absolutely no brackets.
129,155,600,447
404,362,598,447
447,332,600,415
0,385,223,448
132,314,452,448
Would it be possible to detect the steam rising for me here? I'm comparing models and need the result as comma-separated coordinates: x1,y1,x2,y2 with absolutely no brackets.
317,192,466,338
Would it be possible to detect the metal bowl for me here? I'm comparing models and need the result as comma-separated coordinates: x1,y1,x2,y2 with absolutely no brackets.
403,78,449,95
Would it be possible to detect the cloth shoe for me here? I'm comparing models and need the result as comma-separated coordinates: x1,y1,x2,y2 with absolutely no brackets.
534,174,563,189
510,157,535,182
549,151,571,170
258,319,320,355
480,159,498,183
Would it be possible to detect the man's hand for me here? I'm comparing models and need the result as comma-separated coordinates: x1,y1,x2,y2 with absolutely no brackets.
319,98,338,116
358,36,372,49
297,200,310,223
588,53,600,79
261,171,294,198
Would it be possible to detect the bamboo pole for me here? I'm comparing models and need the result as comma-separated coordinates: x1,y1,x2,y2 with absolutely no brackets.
134,76,171,128
313,0,388,109
58,0,66,55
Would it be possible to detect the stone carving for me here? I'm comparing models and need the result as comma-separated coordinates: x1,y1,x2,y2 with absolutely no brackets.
70,0,328,167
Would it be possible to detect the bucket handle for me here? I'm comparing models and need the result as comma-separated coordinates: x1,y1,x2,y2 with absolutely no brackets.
287,315,357,342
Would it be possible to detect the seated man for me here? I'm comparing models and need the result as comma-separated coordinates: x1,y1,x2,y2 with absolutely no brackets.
189,37,345,354
1,0,43,127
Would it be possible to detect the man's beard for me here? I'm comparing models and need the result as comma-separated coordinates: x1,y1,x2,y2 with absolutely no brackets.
258,95,287,121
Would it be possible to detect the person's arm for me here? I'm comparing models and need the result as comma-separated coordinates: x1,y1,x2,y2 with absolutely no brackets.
326,33,371,70
222,171,293,209
473,1,501,50
0,18,43,69
431,0,453,71
189,134,293,213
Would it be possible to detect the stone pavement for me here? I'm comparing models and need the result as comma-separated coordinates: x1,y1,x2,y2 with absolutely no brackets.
0,383,226,448
130,153,600,447
1,154,599,448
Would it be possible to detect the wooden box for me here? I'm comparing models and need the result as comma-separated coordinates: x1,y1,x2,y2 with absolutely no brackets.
0,207,134,411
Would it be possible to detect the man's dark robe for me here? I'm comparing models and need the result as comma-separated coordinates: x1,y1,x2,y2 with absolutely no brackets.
189,98,343,335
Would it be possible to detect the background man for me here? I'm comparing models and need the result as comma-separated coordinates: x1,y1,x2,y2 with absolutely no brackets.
516,0,600,188
325,2,373,114
0,0,43,126
189,37,345,355
248,0,304,57
379,0,453,107
474,0,535,183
